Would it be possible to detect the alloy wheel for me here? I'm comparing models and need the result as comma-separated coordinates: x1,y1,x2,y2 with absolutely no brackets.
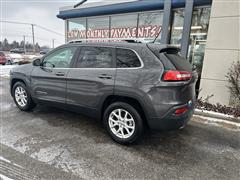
108,108,135,139
15,86,28,107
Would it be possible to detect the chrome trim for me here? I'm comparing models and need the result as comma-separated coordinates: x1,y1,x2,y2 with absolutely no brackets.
41,45,144,70
54,45,144,70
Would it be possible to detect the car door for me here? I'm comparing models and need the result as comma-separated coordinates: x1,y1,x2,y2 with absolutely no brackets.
31,46,78,103
66,46,116,109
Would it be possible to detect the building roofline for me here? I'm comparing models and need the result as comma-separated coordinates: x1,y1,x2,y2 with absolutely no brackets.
57,0,212,20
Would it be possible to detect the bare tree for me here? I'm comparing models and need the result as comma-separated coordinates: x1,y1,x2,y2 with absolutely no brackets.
226,61,240,106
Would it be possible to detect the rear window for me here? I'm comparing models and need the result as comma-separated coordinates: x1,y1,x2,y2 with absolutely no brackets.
164,53,192,71
0,52,5,56
147,44,192,71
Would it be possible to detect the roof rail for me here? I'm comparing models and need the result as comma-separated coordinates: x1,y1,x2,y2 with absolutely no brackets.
68,40,83,43
67,38,146,44
123,39,142,43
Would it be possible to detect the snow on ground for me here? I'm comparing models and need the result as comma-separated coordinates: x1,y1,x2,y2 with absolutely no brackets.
0,65,16,78
0,174,14,180
0,156,23,168
193,114,240,132
195,108,240,120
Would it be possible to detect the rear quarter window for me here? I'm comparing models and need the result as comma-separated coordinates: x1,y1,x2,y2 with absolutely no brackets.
116,48,141,68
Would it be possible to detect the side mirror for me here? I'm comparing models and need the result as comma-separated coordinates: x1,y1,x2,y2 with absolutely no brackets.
32,58,41,66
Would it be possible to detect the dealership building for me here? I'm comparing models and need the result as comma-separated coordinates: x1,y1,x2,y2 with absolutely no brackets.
57,0,240,106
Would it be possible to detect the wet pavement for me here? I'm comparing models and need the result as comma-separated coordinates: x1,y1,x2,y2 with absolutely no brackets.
0,78,240,179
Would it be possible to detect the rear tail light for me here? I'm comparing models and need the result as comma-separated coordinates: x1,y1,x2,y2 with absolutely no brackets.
163,70,192,81
174,107,188,115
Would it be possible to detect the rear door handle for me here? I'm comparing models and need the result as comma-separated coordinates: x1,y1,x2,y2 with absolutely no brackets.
55,72,65,76
98,74,112,79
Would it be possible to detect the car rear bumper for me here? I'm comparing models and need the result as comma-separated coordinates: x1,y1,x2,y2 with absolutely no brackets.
147,101,195,130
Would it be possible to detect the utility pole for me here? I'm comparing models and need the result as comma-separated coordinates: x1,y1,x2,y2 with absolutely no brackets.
31,24,35,53
23,35,26,53
52,39,55,49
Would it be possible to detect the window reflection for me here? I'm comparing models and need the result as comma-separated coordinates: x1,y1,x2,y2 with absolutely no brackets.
110,14,138,39
188,8,211,70
87,17,110,40
188,7,211,93
170,10,185,46
68,18,87,41
77,47,113,68
67,12,164,42
116,49,141,68
138,12,163,41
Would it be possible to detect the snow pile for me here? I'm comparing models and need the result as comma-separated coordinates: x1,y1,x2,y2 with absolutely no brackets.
0,65,16,78
193,114,240,131
195,109,237,119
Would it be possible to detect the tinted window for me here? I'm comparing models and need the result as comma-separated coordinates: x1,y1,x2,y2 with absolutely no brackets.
43,47,77,68
116,49,141,68
77,47,113,68
165,53,192,71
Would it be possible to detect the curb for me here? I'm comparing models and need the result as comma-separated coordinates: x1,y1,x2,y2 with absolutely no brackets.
194,109,240,124
193,114,240,131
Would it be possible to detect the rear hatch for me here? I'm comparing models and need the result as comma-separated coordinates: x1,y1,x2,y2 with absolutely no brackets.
147,43,198,105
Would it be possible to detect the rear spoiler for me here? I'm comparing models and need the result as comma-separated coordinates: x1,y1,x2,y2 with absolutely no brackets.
159,47,180,54
146,43,180,54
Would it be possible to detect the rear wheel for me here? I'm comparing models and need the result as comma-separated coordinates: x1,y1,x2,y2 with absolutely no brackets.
12,82,36,111
103,102,144,144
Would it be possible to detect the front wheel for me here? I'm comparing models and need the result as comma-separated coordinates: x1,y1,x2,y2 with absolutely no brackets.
12,82,36,111
103,102,144,144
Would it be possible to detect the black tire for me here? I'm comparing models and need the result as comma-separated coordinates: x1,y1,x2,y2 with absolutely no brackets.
103,102,144,144
12,81,36,111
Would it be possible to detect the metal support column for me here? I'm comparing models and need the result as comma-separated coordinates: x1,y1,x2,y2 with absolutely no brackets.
181,0,194,58
160,0,172,44
31,24,35,53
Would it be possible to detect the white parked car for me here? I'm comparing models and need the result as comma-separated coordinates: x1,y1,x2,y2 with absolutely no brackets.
7,53,23,64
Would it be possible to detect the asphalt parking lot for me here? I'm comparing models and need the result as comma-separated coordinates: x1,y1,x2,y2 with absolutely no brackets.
1,78,240,180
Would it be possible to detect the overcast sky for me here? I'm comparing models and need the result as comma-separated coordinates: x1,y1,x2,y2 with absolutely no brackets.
1,0,103,48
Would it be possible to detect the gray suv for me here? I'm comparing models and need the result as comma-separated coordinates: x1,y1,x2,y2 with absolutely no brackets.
10,42,197,144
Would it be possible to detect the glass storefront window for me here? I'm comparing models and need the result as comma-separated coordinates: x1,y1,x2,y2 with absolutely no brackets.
170,10,185,46
188,7,211,69
138,11,163,41
110,14,138,39
188,7,211,93
67,11,164,42
87,17,110,40
68,18,87,41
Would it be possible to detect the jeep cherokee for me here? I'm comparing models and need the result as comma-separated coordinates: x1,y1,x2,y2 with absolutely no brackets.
10,42,197,144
